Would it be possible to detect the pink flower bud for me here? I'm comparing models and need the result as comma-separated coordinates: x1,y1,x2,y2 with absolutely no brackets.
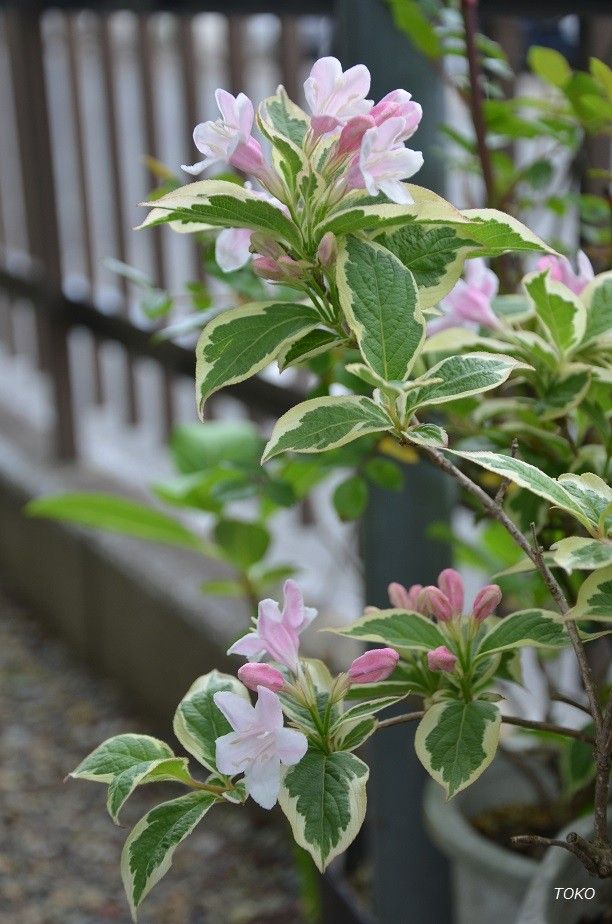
371,90,422,138
388,582,423,611
472,584,502,622
229,136,266,175
237,663,286,693
316,232,337,267
417,586,453,623
427,646,457,673
337,115,375,156
311,114,340,137
347,648,399,684
437,568,464,616
252,255,283,281
249,233,284,260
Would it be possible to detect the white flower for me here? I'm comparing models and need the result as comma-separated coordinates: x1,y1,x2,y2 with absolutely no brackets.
357,118,423,204
214,686,307,809
304,56,372,132
182,89,255,175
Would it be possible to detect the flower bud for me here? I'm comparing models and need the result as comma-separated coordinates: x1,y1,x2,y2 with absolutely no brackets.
311,114,340,137
427,646,457,673
249,233,284,260
472,584,502,622
388,582,422,611
316,232,337,267
237,663,286,693
348,648,399,685
229,137,266,175
417,586,453,623
252,255,284,281
437,568,464,616
337,115,375,156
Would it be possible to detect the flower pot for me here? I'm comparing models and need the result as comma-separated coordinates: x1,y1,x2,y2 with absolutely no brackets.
516,815,612,923
423,755,539,924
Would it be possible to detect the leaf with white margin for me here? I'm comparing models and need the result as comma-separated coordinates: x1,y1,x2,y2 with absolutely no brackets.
262,396,392,462
380,223,479,309
534,366,591,420
70,734,174,784
446,449,595,532
551,537,612,573
277,328,346,372
331,695,409,731
173,670,250,773
315,184,467,239
333,717,378,751
405,353,527,413
138,179,301,249
336,236,425,381
404,423,449,449
279,747,369,872
523,270,586,355
259,85,309,146
566,565,612,623
121,791,217,919
581,272,612,349
329,609,446,654
195,301,319,413
107,757,191,824
476,609,566,659
460,209,556,257
415,700,501,798
257,89,309,189
557,473,612,535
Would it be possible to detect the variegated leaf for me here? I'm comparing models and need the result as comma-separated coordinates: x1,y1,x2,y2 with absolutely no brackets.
581,272,612,349
329,609,446,654
523,270,586,355
406,353,526,413
566,565,612,623
107,757,191,825
551,537,612,573
70,735,174,784
460,209,556,257
173,671,250,773
476,609,566,659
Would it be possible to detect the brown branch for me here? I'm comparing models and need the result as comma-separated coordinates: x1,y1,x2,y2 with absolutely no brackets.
551,692,592,717
499,743,553,806
377,710,594,744
378,711,424,730
460,0,495,205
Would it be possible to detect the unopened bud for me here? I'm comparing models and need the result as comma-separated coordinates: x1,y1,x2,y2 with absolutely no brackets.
427,646,457,673
437,569,464,617
348,648,399,685
472,584,502,622
237,663,285,693
418,586,453,623
337,115,375,156
388,582,422,611
316,232,337,267
249,233,284,260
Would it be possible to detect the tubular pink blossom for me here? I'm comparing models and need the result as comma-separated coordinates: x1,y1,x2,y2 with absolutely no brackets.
370,90,422,139
237,663,286,693
418,586,453,623
536,252,594,296
347,648,399,684
388,582,423,611
229,137,266,176
437,569,465,617
429,258,500,334
472,584,503,622
427,646,457,673
337,115,376,156
357,118,423,203
181,89,255,175
215,227,253,273
304,56,373,131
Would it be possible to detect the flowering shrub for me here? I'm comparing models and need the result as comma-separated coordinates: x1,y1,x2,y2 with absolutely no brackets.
56,50,611,917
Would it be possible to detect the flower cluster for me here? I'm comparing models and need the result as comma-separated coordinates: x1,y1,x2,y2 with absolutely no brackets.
182,56,423,274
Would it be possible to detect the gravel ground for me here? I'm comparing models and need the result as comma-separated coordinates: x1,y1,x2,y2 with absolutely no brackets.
0,584,302,924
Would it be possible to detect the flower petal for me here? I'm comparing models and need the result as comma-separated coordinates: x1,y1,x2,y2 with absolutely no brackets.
227,632,265,659
254,686,284,731
213,690,255,732
215,228,252,273
275,727,308,766
244,756,281,809
215,731,248,775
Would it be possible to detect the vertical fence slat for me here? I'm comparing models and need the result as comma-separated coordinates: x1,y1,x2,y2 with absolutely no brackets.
279,16,300,101
4,8,76,459
227,15,246,94
178,14,204,282
66,12,104,406
136,13,174,437
98,13,139,424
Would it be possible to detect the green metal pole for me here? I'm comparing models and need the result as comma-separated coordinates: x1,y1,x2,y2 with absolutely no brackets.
337,2,453,921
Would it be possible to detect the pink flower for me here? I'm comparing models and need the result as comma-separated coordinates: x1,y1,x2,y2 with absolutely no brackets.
437,569,464,617
336,115,376,156
227,580,317,672
182,89,255,175
304,56,372,132
348,648,399,684
237,663,286,693
417,586,453,623
316,232,337,267
355,118,423,204
229,136,267,178
472,585,502,622
427,646,457,673
370,89,422,139
429,259,499,334
215,227,252,273
536,251,594,296
388,581,423,611
214,686,307,809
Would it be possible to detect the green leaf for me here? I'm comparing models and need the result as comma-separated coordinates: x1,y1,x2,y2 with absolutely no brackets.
257,91,310,190
404,423,449,449
534,366,591,420
333,717,378,751
415,700,501,798
173,671,250,773
561,725,596,797
259,85,309,146
199,579,244,597
332,696,407,729
170,421,263,473
333,476,369,521
121,791,217,919
26,494,202,551
279,748,369,872
447,450,595,531
329,609,445,655
107,757,191,825
388,0,442,57
557,474,612,536
139,180,301,249
460,209,555,257
476,609,566,659
551,537,612,573
336,236,425,381
523,270,586,355
70,734,174,784
567,565,612,623
381,224,477,309
278,328,345,372
581,272,612,348
529,46,572,88
406,353,525,413
262,396,392,463
364,457,404,490
213,518,270,568
195,301,319,412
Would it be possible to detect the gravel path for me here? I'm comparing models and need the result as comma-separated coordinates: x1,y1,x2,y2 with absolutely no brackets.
0,584,302,924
